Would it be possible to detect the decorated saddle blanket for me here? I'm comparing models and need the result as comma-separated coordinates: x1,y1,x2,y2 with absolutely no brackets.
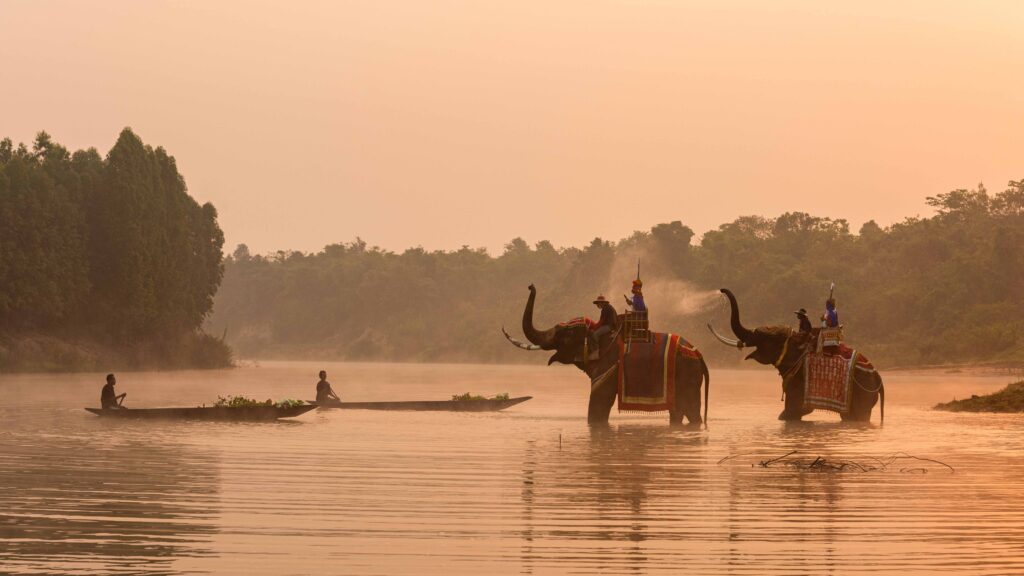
559,317,597,329
803,345,875,414
616,333,702,412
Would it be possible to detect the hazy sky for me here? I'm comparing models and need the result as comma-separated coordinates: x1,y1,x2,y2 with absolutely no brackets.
2,1,1022,254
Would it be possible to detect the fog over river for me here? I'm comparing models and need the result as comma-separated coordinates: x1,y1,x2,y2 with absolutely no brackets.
2,362,1023,575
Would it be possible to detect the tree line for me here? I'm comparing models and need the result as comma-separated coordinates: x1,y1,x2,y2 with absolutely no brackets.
0,129,228,370
212,180,1024,368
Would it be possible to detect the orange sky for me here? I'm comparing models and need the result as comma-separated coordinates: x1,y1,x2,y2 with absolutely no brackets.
1,1,1021,254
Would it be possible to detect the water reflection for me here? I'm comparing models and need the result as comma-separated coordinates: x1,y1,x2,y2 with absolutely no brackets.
0,417,219,575
2,364,1024,575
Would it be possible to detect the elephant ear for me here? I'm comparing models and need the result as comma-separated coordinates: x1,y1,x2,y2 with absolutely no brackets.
743,327,788,365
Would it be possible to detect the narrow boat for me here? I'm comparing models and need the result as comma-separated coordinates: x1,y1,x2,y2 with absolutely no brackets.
308,396,532,412
84,404,317,421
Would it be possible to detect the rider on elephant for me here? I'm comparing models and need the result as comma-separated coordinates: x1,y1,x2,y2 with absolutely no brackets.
795,308,812,333
623,279,647,313
588,295,617,361
822,298,839,328
820,296,841,353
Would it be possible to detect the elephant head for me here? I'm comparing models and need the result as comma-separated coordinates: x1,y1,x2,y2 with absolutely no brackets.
712,288,804,367
503,284,597,366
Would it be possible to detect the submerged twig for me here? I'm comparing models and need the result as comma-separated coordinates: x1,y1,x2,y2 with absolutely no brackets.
723,451,954,474
759,450,798,467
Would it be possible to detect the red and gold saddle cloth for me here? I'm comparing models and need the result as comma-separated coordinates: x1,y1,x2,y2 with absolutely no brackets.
803,345,874,413
616,333,701,412
559,317,597,329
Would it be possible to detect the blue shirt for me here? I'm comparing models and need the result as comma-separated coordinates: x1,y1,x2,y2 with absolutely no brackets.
630,294,647,312
824,302,839,327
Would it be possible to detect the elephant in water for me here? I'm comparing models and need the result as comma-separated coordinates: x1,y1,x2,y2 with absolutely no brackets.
709,288,884,423
504,285,709,426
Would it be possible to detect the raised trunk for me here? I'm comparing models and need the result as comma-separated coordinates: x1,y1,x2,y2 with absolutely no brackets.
523,285,557,350
720,288,756,346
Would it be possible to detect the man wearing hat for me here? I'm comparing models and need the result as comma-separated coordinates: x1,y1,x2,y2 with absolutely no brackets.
588,295,618,360
795,308,812,333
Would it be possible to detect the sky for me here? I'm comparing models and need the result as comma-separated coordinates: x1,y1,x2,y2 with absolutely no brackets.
1,1,1022,255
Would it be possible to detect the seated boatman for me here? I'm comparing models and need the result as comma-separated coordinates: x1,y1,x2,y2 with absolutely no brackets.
101,373,126,409
315,370,341,404
588,295,618,361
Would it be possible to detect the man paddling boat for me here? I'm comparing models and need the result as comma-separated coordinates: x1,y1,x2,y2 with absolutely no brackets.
101,373,126,409
316,370,340,403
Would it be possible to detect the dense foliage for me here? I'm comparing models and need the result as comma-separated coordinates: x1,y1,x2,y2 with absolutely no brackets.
212,181,1024,368
0,130,229,370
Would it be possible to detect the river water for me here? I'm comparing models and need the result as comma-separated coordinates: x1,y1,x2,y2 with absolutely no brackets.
1,362,1023,575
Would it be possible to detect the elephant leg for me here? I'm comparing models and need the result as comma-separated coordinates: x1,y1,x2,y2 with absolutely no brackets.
669,409,684,425
843,373,881,422
840,404,872,422
778,380,807,421
672,358,703,427
587,368,618,425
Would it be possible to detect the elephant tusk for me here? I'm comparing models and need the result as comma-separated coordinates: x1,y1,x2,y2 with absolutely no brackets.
502,326,542,350
707,323,744,349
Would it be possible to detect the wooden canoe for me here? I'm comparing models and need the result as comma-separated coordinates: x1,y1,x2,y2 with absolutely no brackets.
308,396,532,412
84,404,317,421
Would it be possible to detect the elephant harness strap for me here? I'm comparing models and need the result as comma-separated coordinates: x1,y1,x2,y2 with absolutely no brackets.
775,332,809,402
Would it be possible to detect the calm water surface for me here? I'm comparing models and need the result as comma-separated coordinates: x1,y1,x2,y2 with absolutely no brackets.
2,362,1023,575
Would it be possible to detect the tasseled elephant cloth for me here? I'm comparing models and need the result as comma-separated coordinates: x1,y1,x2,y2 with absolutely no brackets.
803,345,875,413
616,333,701,412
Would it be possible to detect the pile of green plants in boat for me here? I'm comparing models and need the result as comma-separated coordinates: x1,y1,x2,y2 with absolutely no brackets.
934,381,1024,413
450,392,511,401
215,395,305,409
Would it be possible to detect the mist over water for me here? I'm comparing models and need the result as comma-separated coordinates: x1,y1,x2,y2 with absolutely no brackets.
3,362,1023,575
601,246,723,318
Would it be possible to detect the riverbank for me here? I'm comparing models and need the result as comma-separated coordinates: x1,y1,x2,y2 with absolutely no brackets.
0,332,233,373
934,381,1024,413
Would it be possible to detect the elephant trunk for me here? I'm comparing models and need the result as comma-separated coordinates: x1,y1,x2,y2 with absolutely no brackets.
523,284,557,350
721,288,756,346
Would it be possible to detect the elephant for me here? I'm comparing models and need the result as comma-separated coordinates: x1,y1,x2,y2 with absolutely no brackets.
503,284,709,426
709,288,884,423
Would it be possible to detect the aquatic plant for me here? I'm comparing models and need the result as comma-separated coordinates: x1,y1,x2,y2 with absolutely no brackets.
214,396,305,408
451,392,511,401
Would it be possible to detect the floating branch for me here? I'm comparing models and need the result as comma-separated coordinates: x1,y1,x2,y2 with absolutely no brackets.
719,451,954,474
